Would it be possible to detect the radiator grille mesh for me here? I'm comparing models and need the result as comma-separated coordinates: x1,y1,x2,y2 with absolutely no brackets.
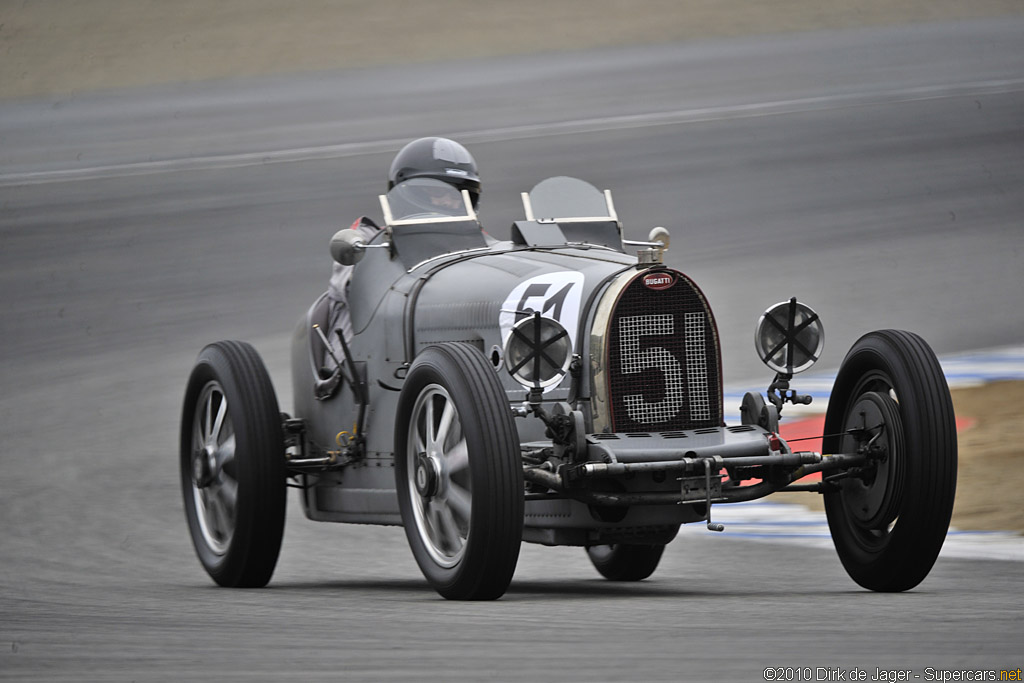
606,271,721,431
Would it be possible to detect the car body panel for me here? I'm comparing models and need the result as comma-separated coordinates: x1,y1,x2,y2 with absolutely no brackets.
291,177,743,539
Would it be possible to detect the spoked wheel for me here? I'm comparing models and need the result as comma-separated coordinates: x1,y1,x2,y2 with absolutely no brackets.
180,341,286,587
823,330,956,592
395,343,523,600
586,544,665,581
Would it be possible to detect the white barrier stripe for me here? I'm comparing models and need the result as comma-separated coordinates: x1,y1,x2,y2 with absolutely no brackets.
723,344,1024,423
677,502,1024,561
706,345,1024,559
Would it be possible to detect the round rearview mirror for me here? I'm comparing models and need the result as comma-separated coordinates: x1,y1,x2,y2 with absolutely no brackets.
330,229,367,266
755,298,824,375
503,313,572,389
648,226,670,251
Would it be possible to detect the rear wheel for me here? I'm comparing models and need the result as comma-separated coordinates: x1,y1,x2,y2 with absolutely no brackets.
180,341,286,587
586,544,665,581
823,330,956,592
395,343,524,600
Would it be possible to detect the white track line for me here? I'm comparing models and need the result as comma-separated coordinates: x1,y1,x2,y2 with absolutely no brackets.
2,78,1023,187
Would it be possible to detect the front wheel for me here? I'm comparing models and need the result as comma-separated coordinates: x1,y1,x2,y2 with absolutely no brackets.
823,330,956,592
586,544,665,581
395,343,524,600
180,341,286,587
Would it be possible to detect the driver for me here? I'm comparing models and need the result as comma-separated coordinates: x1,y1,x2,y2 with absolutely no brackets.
388,136,481,209
324,137,481,367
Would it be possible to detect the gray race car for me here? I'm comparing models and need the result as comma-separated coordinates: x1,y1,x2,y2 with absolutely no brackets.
180,176,957,599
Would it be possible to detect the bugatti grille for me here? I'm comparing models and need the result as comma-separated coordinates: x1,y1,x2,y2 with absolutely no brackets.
606,271,722,431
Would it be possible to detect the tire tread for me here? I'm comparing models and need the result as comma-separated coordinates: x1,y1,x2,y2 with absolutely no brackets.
395,342,523,600
180,340,286,588
823,330,956,592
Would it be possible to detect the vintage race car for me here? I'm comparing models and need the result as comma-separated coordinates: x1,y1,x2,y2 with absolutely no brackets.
180,176,957,599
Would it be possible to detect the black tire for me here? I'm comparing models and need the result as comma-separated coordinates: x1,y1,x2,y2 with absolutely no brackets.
586,544,665,581
180,341,286,587
395,343,524,600
823,330,956,592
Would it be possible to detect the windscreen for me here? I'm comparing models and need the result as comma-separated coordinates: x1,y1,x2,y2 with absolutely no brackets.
526,176,613,221
386,178,471,222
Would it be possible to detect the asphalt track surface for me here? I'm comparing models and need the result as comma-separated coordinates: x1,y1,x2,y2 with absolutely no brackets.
2,19,1022,681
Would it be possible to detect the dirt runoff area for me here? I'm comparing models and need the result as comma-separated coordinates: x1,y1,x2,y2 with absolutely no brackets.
2,0,1023,99
2,2,1021,534
772,381,1024,534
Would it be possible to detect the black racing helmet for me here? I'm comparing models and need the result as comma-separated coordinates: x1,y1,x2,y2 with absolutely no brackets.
388,137,481,208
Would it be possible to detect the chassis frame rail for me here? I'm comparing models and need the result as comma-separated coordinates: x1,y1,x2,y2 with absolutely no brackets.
524,451,868,507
